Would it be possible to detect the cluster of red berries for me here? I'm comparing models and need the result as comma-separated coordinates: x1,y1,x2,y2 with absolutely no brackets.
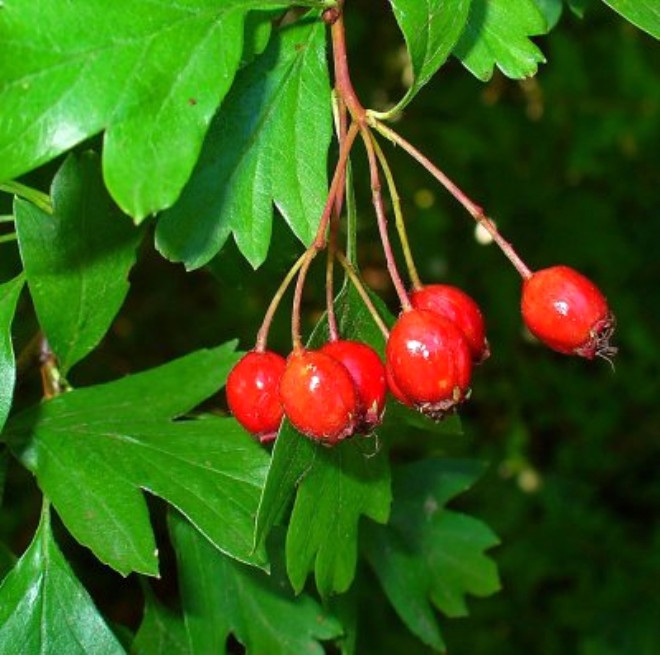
226,265,615,445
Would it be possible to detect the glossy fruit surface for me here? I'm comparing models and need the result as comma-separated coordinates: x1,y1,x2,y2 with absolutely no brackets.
279,349,358,444
386,309,472,419
521,265,616,359
410,284,489,363
226,350,286,443
320,339,387,433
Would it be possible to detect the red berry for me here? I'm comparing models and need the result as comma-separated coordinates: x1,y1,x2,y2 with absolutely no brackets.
320,339,387,433
279,349,358,445
226,350,286,443
386,363,413,406
410,284,489,363
521,265,616,359
386,309,472,419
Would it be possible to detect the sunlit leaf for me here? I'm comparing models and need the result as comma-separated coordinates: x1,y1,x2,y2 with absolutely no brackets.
15,152,142,374
601,0,660,39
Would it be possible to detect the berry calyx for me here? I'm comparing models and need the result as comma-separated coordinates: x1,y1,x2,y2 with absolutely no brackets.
320,339,387,433
521,265,616,359
386,309,472,419
279,349,358,445
226,350,286,443
410,284,489,363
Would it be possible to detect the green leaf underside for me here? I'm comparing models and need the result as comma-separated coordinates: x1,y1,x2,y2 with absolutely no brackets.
156,16,332,270
255,283,393,597
0,275,23,434
14,152,142,375
4,344,271,576
0,1,295,219
168,513,342,655
388,0,471,114
362,459,501,651
601,0,660,39
0,506,124,655
453,0,548,81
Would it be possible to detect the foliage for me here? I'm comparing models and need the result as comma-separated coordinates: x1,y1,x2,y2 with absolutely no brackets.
1,1,659,653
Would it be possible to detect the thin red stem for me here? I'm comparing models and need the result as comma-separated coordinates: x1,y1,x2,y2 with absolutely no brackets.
369,117,533,280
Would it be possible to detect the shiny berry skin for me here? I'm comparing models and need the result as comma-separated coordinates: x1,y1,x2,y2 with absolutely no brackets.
521,265,616,359
279,349,358,445
386,309,472,419
320,339,387,433
226,350,286,443
410,284,489,363
386,363,413,406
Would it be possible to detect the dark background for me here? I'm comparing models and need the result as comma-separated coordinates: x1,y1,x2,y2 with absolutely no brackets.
2,2,659,653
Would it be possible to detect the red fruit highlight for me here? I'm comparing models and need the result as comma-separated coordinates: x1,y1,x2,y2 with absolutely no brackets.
410,284,489,363
521,265,616,359
279,349,358,445
386,309,472,420
226,350,286,443
320,339,387,433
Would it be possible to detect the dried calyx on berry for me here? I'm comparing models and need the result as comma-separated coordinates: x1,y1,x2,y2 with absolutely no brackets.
521,265,617,360
386,309,473,420
410,283,490,363
226,350,286,443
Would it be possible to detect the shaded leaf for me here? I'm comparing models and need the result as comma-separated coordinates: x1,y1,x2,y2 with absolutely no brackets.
4,344,270,576
132,585,191,655
0,275,23,433
0,1,292,218
453,0,548,81
156,16,331,269
601,0,660,39
534,0,564,28
15,152,142,374
362,459,500,652
387,0,471,114
255,283,392,597
0,504,124,655
169,513,342,655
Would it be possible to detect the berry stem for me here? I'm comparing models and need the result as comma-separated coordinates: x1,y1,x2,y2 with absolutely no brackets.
369,132,422,290
0,232,18,244
368,116,533,280
0,181,53,215
336,251,390,340
325,215,340,342
361,127,412,310
255,251,308,352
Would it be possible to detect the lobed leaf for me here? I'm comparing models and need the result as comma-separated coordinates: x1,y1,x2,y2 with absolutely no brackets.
362,459,501,651
168,513,342,655
4,344,271,576
156,16,332,269
14,152,142,374
387,0,472,115
0,1,293,219
255,282,393,597
601,0,660,39
0,275,23,434
453,0,548,81
0,505,124,655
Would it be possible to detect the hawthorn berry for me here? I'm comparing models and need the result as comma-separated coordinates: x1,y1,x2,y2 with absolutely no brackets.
521,265,616,359
279,349,358,445
320,339,387,433
386,309,472,419
410,284,489,363
226,350,286,443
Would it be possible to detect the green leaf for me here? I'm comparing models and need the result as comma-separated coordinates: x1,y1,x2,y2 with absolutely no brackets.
0,275,23,434
453,0,548,81
132,585,191,655
255,283,392,597
4,344,270,577
362,459,501,652
0,504,124,655
156,16,332,269
14,152,142,374
169,513,342,655
387,0,472,115
601,1,660,39
0,1,292,219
